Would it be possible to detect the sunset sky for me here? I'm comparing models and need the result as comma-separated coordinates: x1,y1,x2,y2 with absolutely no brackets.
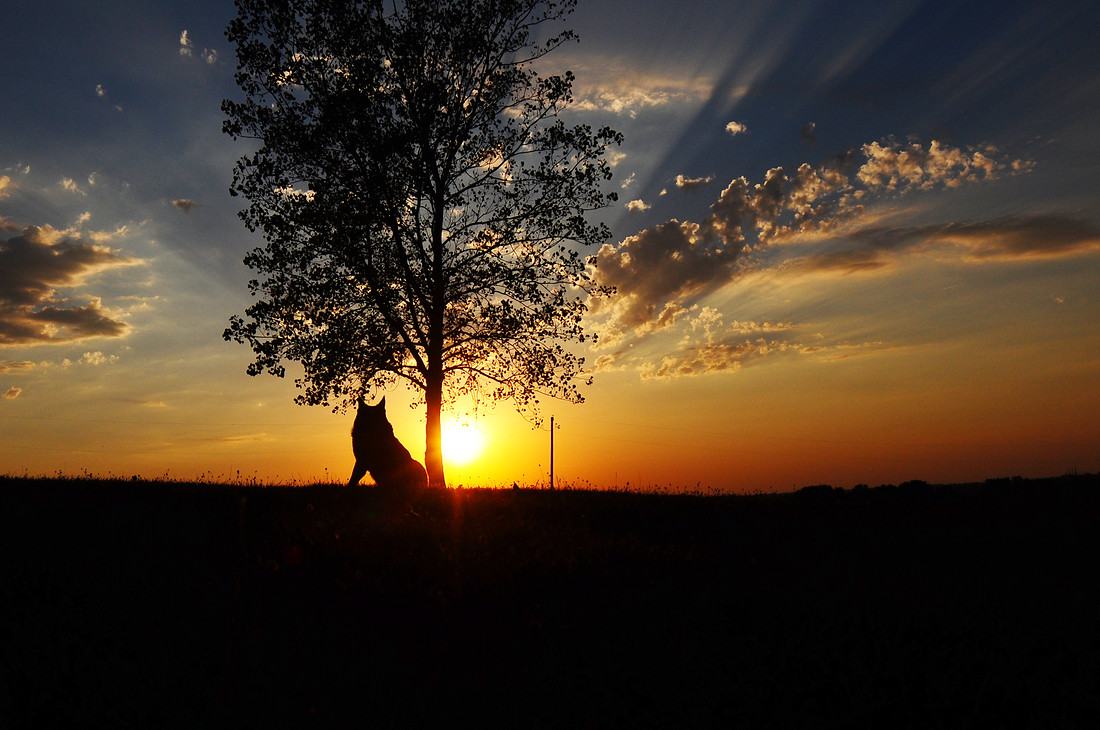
3,0,1099,491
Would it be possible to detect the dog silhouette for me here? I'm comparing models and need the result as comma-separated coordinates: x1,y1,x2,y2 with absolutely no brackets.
348,396,428,489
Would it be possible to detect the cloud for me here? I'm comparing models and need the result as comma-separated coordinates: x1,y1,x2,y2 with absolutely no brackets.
626,199,651,213
782,215,1100,272
569,63,716,117
0,226,136,345
180,29,218,66
1,360,35,373
180,30,193,57
592,218,740,331
96,84,106,98
3,386,21,399
674,174,714,191
79,351,118,366
591,137,1033,338
173,198,198,213
725,121,748,136
636,307,823,379
0,175,15,199
620,173,636,190
60,177,86,196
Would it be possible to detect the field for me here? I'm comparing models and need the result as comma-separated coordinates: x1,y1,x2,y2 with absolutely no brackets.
2,474,1098,728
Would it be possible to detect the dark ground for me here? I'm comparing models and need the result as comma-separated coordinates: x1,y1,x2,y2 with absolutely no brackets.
1,474,1098,728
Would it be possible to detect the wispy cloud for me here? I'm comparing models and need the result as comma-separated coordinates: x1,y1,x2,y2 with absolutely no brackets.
674,174,714,191
614,306,874,379
569,62,717,117
0,225,137,345
781,215,1100,274
3,386,21,400
173,198,198,213
0,360,35,374
60,177,86,196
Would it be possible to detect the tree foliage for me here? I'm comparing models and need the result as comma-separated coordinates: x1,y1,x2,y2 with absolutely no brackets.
222,0,621,485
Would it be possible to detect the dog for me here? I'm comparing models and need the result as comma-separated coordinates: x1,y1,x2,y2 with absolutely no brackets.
348,396,428,489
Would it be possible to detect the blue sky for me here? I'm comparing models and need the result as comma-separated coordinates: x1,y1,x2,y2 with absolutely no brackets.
3,0,1099,489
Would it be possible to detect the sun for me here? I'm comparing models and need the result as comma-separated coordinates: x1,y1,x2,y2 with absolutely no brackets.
441,420,486,466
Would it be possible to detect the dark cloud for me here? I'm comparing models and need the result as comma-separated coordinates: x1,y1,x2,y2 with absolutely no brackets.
3,386,21,399
0,360,36,373
782,248,887,274
173,199,198,213
0,226,134,345
784,215,1100,274
929,216,1100,258
592,219,739,330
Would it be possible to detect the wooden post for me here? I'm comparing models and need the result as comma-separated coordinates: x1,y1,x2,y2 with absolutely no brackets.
549,415,555,490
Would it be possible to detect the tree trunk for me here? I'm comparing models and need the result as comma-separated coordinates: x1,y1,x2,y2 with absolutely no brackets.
424,370,445,488
424,183,448,488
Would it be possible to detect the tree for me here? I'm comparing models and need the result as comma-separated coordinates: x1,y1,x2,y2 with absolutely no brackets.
222,0,621,487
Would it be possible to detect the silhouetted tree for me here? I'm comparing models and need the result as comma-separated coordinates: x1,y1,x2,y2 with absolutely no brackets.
222,0,621,486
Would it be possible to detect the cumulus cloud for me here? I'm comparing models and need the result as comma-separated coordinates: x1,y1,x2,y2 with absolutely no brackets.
179,30,193,56
180,30,217,65
674,174,714,191
95,84,106,98
591,137,1033,339
592,219,740,331
0,226,136,345
79,351,118,366
626,199,651,213
4,386,21,399
857,139,1004,190
725,121,748,136
173,198,198,213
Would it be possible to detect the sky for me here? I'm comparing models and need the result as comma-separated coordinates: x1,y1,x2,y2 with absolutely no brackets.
2,0,1099,491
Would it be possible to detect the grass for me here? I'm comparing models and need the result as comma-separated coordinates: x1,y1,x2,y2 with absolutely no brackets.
1,473,1098,728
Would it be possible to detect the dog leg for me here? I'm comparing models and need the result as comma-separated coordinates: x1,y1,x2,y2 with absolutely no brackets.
348,460,368,487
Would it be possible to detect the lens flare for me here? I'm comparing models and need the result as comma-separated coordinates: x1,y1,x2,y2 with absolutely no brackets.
441,420,486,466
